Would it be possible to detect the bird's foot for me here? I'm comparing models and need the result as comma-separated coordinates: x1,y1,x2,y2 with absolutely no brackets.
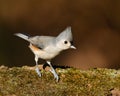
35,67,41,77
50,69,59,82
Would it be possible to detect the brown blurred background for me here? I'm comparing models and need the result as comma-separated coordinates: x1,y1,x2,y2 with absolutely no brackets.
0,0,120,69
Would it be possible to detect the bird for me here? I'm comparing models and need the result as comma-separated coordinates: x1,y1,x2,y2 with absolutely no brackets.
14,26,76,82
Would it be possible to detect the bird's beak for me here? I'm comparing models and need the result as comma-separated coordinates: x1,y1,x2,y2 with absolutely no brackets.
70,45,76,49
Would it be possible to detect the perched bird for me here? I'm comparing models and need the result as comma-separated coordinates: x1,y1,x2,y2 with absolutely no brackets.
14,27,76,82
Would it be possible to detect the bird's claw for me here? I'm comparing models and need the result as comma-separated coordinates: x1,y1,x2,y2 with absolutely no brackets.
50,69,59,82
54,74,59,82
35,67,41,77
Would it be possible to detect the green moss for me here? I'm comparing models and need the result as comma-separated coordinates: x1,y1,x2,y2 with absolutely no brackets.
0,66,120,96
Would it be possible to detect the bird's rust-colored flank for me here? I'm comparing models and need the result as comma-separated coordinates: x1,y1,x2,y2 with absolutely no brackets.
29,44,40,51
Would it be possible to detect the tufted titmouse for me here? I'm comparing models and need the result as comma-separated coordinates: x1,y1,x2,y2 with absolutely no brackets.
14,26,76,82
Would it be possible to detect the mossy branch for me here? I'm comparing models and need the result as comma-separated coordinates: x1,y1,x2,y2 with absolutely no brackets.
0,65,120,96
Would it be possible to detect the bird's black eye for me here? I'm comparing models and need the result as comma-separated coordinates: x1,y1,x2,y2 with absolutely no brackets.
64,41,68,44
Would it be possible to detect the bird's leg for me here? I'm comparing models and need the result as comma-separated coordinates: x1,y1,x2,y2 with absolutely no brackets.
35,56,41,77
47,61,59,82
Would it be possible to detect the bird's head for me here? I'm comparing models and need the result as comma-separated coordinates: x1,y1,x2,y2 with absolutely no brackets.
56,26,76,50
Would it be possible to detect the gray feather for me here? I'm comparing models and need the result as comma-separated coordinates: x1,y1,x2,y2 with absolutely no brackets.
14,33,29,41
14,33,56,49
28,36,56,49
56,26,73,41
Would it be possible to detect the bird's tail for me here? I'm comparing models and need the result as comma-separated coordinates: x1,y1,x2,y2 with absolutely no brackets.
14,33,29,41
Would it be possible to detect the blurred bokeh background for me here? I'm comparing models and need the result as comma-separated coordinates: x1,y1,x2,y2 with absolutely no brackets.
0,0,120,69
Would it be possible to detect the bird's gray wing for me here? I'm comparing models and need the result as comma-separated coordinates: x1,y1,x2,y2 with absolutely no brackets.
28,36,55,49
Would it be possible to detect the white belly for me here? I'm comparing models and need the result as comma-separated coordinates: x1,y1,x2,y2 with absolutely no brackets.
34,49,59,60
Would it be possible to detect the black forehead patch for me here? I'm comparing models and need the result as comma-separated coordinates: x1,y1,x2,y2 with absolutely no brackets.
70,41,74,45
